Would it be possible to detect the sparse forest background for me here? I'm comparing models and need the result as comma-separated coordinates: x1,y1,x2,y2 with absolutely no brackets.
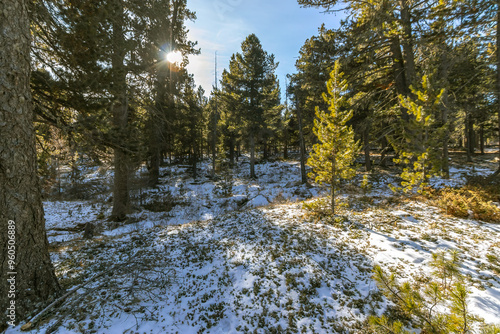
31,0,500,219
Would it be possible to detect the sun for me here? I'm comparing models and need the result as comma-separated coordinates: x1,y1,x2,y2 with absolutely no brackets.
166,51,183,64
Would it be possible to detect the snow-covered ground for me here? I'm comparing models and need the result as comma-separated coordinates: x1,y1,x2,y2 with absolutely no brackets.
6,155,500,333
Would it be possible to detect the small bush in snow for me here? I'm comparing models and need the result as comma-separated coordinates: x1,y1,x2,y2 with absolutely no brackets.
369,250,499,333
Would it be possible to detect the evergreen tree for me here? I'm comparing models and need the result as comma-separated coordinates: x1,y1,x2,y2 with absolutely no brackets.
30,0,197,218
220,57,245,166
220,34,280,178
390,75,447,193
308,61,359,214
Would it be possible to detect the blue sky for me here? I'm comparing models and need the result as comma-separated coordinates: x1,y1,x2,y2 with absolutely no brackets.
185,0,344,97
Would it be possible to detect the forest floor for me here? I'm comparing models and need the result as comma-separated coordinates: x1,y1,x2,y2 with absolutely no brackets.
6,150,500,334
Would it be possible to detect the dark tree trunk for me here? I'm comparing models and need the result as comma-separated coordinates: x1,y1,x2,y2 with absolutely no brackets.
331,149,336,215
439,51,451,178
148,112,160,187
250,135,256,179
110,0,130,221
263,141,268,160
466,112,473,163
148,64,167,187
400,0,416,91
211,109,217,178
297,104,307,184
363,125,372,172
229,135,235,166
390,37,410,122
480,124,485,155
0,0,60,326
192,146,197,179
380,133,389,168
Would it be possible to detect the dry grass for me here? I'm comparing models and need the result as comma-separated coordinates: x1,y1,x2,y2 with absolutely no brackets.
426,186,500,223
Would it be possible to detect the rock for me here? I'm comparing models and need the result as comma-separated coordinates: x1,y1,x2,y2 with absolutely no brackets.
83,222,95,239
245,195,270,208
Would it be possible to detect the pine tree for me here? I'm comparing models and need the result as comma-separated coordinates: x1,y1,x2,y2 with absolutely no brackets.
220,34,280,179
308,61,359,214
390,75,447,194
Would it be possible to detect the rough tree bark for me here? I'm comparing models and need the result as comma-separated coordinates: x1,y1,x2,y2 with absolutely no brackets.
390,37,410,122
0,0,60,327
297,103,307,184
250,135,256,179
110,0,130,221
400,0,416,91
466,111,474,163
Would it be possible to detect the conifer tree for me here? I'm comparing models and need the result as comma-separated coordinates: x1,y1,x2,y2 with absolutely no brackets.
390,75,447,193
308,61,359,214
220,34,280,178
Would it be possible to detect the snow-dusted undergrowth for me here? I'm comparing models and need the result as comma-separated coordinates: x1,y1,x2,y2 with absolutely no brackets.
7,155,500,333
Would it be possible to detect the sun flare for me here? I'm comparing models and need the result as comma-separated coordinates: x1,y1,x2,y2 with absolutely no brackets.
166,51,183,64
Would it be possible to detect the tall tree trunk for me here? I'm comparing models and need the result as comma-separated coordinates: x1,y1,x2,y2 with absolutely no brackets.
283,136,288,160
466,112,473,163
442,100,450,178
192,145,197,179
439,51,451,179
400,0,416,91
390,37,410,122
148,111,160,187
110,0,130,221
211,107,217,178
480,124,485,155
229,135,235,166
0,0,60,326
331,151,336,215
148,64,167,187
363,124,372,172
380,132,389,168
236,142,240,162
297,104,307,184
250,135,256,179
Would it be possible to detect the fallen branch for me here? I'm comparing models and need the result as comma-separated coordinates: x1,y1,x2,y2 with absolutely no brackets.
21,260,137,331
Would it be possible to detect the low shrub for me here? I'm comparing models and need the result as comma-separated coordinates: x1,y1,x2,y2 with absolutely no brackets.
143,191,186,212
369,250,500,334
302,198,332,218
427,187,500,223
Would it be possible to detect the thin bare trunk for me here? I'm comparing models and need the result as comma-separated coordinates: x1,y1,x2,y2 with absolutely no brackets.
297,104,307,183
331,151,336,215
110,0,130,221
439,52,450,178
250,135,256,179
364,125,372,172
229,135,235,166
466,112,473,163
480,124,485,155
